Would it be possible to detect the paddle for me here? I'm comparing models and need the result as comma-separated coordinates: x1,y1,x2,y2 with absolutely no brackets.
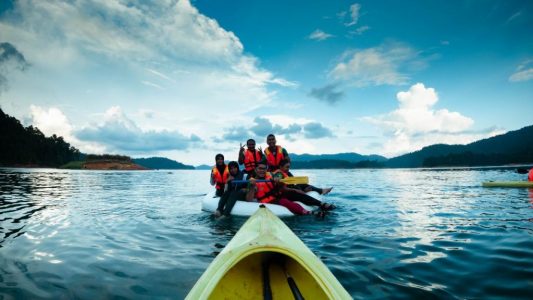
233,176,309,185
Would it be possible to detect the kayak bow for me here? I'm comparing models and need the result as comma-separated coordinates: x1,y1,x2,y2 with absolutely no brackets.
186,205,351,299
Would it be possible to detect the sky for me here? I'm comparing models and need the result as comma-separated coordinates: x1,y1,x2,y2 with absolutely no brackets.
0,0,531,166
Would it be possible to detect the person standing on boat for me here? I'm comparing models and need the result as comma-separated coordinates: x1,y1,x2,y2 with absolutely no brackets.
264,134,289,172
210,153,229,197
238,139,263,175
214,161,247,218
246,161,325,216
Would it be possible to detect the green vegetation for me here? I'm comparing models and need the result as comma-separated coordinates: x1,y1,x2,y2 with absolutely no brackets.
0,108,81,167
86,154,132,162
133,157,195,170
386,125,533,168
60,161,85,169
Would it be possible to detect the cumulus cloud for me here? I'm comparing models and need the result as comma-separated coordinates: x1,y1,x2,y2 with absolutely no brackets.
29,105,104,153
509,59,533,82
329,43,421,87
308,84,345,105
76,106,201,153
0,0,294,119
0,42,29,93
362,83,482,156
303,122,333,138
308,29,333,41
219,116,334,143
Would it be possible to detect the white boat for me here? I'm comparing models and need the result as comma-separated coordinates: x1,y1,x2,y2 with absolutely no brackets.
202,190,321,217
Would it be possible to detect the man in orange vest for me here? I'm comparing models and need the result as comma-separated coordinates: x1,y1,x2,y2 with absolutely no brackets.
210,153,229,197
238,138,263,175
263,134,289,172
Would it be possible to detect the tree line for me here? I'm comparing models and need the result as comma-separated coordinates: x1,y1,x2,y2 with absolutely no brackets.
0,108,81,167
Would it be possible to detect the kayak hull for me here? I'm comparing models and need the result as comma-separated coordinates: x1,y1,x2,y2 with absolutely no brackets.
482,181,533,188
186,206,351,299
202,190,320,217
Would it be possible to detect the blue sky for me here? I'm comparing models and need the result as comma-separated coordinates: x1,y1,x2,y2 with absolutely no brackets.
0,0,531,165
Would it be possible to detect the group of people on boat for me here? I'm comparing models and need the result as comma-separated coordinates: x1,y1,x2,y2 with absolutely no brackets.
210,134,335,218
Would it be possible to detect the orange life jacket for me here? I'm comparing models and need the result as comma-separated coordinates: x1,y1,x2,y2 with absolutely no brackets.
244,149,262,172
212,166,229,190
264,146,285,171
255,173,277,203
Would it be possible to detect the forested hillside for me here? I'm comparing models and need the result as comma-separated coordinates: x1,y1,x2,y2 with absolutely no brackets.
0,108,81,167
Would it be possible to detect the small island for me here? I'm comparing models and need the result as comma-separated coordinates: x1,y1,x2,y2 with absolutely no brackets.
63,154,148,170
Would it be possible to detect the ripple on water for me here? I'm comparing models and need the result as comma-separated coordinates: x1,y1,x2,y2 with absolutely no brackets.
1,168,532,299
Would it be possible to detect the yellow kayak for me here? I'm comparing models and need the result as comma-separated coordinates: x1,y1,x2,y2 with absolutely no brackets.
186,205,351,299
482,181,533,188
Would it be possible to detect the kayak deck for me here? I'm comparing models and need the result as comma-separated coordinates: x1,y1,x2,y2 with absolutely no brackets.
482,181,533,188
210,251,328,299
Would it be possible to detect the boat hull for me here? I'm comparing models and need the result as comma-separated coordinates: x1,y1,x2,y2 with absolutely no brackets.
482,181,533,188
202,190,320,217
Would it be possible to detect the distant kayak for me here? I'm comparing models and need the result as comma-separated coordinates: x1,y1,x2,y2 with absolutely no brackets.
482,181,533,188
202,190,319,217
186,205,351,299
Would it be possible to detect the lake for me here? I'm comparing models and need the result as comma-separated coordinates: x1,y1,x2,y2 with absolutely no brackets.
0,168,532,299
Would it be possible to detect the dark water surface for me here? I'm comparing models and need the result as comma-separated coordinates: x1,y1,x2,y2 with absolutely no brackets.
1,168,532,299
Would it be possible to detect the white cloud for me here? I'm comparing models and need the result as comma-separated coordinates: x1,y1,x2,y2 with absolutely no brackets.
345,3,361,26
349,25,370,36
330,44,419,86
362,83,486,157
76,106,201,153
0,0,300,163
29,105,104,153
308,29,333,41
509,60,533,82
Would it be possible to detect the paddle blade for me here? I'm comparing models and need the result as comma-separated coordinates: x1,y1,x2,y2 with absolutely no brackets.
280,176,308,185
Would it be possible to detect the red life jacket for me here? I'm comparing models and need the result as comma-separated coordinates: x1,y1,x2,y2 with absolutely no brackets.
264,146,285,171
255,173,277,203
243,149,262,172
212,166,229,190
529,168,533,182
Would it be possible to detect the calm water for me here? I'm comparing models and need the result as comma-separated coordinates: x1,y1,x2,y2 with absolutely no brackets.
0,168,532,299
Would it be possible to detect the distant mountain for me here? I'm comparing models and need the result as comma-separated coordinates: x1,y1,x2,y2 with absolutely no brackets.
133,157,195,169
195,164,212,170
386,125,533,168
291,152,387,163
292,159,384,169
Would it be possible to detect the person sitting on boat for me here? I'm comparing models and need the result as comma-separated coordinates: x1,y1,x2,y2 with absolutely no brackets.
273,159,333,195
246,161,325,217
214,161,247,218
238,138,263,175
210,153,228,197
264,134,289,172
272,159,336,211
